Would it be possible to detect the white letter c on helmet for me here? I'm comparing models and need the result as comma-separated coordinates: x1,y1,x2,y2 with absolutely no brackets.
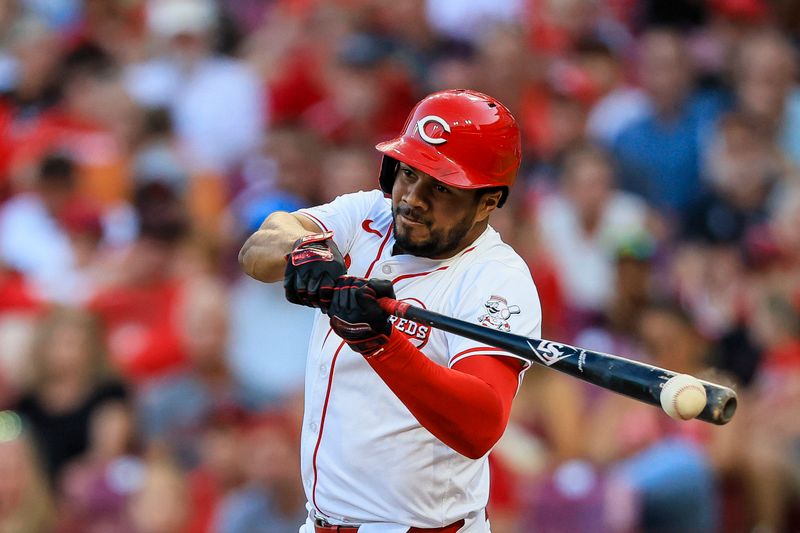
416,115,451,145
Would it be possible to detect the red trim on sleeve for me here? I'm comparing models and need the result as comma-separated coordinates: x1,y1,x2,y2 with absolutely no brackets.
448,346,510,366
299,211,330,232
365,329,522,459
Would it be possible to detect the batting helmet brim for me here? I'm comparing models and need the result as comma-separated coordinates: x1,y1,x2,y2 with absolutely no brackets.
376,136,479,193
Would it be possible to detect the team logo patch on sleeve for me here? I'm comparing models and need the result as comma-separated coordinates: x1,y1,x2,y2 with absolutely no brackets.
477,295,520,332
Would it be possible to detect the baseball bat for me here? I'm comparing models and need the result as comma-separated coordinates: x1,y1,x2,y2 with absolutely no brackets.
378,298,737,425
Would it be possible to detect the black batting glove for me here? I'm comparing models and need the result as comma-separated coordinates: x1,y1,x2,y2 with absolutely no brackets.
328,277,396,356
284,231,346,310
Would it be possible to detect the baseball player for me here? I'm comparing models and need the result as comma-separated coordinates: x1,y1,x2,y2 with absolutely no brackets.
239,89,542,532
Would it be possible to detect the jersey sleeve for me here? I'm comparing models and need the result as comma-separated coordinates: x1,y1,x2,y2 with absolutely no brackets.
295,190,384,255
446,260,542,369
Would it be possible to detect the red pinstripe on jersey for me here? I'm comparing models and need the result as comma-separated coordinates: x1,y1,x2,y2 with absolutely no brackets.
391,266,449,284
311,339,348,517
364,223,393,278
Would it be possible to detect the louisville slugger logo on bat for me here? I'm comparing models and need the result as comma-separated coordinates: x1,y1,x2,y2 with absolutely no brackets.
378,296,738,425
526,339,581,366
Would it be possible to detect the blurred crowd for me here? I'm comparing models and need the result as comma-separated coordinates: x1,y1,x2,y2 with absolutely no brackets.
1,0,800,531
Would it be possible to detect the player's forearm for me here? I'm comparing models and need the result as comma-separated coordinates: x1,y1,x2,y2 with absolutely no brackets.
238,211,314,282
366,330,516,459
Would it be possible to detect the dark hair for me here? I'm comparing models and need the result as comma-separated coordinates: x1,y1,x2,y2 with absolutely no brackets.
575,38,615,59
133,183,189,243
142,107,174,137
39,154,76,188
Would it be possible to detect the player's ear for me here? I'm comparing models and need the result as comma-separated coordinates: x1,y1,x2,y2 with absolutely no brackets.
475,190,503,222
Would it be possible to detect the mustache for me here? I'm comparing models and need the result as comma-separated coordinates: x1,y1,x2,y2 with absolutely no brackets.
395,205,430,226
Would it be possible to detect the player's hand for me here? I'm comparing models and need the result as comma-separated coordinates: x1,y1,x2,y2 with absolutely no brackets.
284,231,346,310
328,277,396,356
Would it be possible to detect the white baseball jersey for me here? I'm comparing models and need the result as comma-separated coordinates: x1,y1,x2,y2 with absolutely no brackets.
296,190,542,532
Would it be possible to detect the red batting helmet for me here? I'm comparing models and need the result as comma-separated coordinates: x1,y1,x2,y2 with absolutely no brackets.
376,89,521,207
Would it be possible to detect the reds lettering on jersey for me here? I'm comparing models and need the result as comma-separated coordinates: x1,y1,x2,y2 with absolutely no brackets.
296,190,542,531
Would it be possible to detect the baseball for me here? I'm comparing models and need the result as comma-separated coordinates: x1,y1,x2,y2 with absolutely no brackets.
660,374,707,420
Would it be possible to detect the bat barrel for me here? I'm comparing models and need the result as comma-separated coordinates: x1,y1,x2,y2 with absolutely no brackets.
699,382,738,425
378,297,739,426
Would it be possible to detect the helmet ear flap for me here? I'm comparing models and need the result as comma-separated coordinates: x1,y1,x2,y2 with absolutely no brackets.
379,156,399,195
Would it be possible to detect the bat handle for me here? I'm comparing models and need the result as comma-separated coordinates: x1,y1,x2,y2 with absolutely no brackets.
378,297,409,318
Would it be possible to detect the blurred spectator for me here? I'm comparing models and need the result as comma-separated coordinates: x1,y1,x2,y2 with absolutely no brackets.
476,25,530,127
21,0,82,32
0,1,21,93
58,401,142,533
128,457,191,533
684,113,786,246
214,413,306,533
14,306,128,481
0,16,62,182
0,259,42,407
137,277,248,466
55,43,138,209
614,28,725,216
522,90,589,183
0,153,86,303
301,31,416,146
424,0,524,45
426,41,480,94
131,108,190,195
70,0,148,65
574,232,656,362
732,30,800,166
240,5,326,126
676,112,787,342
0,425,56,533
536,144,648,324
579,40,650,146
227,272,313,406
124,0,265,173
638,302,715,376
89,183,190,382
671,238,750,340
319,145,379,201
232,127,323,236
770,184,800,276
184,407,246,533
366,1,444,89
525,0,634,57
741,291,800,532
2,34,136,208
520,458,637,533
582,302,722,533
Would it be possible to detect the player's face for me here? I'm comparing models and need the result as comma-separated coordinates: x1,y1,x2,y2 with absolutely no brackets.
391,163,496,259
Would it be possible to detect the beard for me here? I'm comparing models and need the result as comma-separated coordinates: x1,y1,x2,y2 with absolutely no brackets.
392,203,476,259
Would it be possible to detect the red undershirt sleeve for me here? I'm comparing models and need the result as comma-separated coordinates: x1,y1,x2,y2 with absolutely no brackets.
365,328,524,459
